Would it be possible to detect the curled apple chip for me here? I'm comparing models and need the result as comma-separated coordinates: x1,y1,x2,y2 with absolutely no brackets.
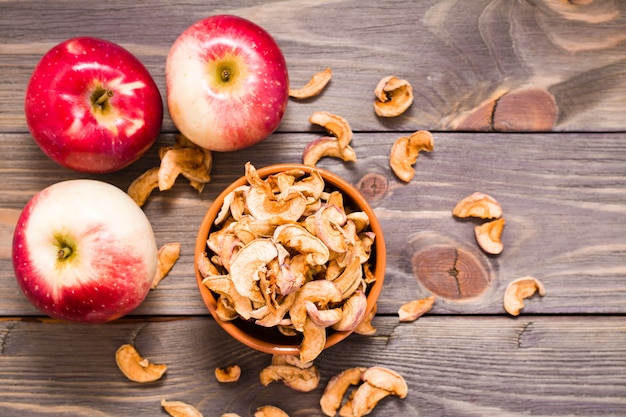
115,344,167,383
127,134,212,206
389,130,434,183
302,136,357,167
340,381,392,417
255,405,290,417
504,276,546,316
452,192,502,220
362,366,408,398
320,367,366,417
259,363,320,392
308,111,353,153
289,67,332,99
323,366,408,417
398,295,436,322
152,242,181,289
215,365,241,383
127,166,160,207
373,75,414,117
475,218,506,255
159,147,207,191
161,399,204,417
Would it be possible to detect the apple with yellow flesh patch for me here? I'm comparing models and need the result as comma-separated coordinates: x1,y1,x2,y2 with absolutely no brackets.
166,15,289,152
25,37,163,173
12,179,158,324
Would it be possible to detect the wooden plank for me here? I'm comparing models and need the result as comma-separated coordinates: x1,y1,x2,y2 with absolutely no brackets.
1,131,625,316
1,0,625,133
0,316,624,417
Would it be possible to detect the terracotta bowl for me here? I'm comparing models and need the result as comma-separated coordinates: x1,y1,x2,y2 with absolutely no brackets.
194,163,386,356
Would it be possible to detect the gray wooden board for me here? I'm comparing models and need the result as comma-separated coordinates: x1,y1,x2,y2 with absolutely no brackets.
1,0,625,134
0,316,624,417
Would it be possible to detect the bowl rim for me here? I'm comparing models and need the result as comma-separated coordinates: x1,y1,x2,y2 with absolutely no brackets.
194,163,386,355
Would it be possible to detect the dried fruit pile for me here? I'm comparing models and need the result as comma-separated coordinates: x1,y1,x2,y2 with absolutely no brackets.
198,162,377,363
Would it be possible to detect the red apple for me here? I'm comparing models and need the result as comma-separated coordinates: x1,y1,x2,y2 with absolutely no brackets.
12,179,158,323
166,14,289,152
25,37,163,173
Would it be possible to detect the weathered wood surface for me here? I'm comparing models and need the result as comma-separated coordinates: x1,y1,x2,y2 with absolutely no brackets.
1,0,626,416
1,131,625,316
1,0,625,133
0,316,625,417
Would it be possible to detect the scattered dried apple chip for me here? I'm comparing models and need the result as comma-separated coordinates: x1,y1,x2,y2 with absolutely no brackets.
373,75,414,117
255,405,290,417
302,136,357,167
475,218,505,255
259,364,320,392
158,147,207,191
215,365,241,383
289,67,332,99
398,295,436,322
389,130,434,183
362,366,408,398
115,344,167,383
127,167,160,207
161,399,204,417
323,366,407,417
152,242,181,289
320,367,367,417
504,276,546,316
453,192,502,220
340,381,392,417
308,111,353,152
127,134,212,206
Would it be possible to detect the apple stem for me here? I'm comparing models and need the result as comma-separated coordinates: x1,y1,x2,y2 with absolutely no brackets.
221,69,230,82
57,247,72,260
95,89,113,105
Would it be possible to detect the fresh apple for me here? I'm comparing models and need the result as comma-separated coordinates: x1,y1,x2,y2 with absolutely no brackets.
25,37,163,173
166,14,289,152
12,179,158,323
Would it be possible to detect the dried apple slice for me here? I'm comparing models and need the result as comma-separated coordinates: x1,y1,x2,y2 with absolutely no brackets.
373,75,414,117
289,67,332,99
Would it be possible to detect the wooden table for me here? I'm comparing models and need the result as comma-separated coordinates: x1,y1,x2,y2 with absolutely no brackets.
1,1,625,416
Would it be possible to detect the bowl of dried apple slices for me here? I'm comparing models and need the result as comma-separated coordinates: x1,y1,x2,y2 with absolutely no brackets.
194,162,385,362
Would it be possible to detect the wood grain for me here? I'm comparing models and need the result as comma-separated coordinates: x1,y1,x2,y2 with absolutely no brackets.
0,0,625,134
1,1,625,415
0,316,624,417
1,131,624,316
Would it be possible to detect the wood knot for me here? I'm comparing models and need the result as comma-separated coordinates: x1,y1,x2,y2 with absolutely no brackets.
411,244,491,300
356,173,388,203
457,88,558,131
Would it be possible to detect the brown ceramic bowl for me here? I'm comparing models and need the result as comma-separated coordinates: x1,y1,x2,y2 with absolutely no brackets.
194,163,386,356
